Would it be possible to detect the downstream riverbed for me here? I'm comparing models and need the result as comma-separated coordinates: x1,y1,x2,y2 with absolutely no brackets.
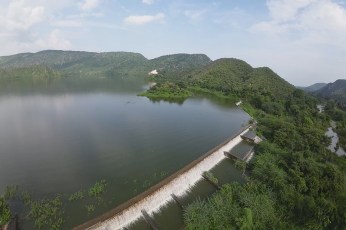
326,122,346,156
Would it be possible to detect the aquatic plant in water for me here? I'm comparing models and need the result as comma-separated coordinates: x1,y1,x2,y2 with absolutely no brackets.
86,204,95,214
68,191,84,201
89,180,107,197
28,195,64,229
0,197,11,227
4,185,19,200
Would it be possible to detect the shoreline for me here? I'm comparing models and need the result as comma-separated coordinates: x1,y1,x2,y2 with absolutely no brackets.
74,125,251,230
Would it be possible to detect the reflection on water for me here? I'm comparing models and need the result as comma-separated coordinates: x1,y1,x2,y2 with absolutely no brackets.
0,80,250,228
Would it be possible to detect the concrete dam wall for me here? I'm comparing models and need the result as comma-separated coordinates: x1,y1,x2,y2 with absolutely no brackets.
75,125,251,230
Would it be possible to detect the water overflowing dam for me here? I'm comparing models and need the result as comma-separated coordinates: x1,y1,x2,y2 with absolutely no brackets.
75,125,251,230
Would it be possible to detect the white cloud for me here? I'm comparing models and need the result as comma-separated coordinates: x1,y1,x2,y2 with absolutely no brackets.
1,0,45,31
53,19,83,28
184,9,207,21
266,0,316,22
0,29,72,55
0,0,75,55
252,0,346,47
248,0,346,85
36,29,72,50
80,0,101,11
124,13,165,25
142,0,154,5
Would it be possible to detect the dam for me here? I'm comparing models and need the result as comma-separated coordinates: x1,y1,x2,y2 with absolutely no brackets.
75,125,253,230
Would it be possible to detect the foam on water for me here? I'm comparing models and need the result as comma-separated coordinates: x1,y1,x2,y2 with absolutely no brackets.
90,128,249,230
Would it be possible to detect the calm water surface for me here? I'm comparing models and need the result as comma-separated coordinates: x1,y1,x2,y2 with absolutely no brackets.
0,82,250,228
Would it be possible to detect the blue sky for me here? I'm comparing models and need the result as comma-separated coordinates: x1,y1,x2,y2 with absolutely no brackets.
0,0,345,86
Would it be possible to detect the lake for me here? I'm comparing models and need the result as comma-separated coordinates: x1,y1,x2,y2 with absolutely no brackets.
0,80,250,228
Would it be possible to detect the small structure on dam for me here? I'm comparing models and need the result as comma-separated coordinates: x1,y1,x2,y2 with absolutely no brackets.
224,130,262,162
224,141,254,162
241,130,262,144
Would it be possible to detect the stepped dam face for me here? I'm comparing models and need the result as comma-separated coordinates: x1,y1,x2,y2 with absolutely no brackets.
77,126,251,230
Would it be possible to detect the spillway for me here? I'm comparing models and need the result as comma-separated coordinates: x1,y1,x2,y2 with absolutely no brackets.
75,126,250,230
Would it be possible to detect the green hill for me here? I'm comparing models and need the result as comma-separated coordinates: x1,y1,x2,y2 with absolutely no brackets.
315,79,346,106
143,57,296,107
0,51,211,81
302,83,327,92
61,52,149,77
0,50,95,69
0,51,296,102
187,58,253,93
0,65,60,82
177,58,295,100
149,53,211,74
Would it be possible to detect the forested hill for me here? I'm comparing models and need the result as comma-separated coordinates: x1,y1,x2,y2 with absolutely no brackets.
189,58,295,99
315,79,346,106
150,53,211,74
301,83,328,92
0,50,211,78
147,57,296,102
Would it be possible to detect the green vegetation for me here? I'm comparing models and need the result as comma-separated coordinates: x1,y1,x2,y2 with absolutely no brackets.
4,185,19,200
1,50,345,228
85,204,95,214
0,65,60,86
0,179,109,229
0,51,211,87
184,183,280,230
302,83,327,92
234,159,247,174
88,179,107,197
185,85,346,229
141,58,295,102
68,191,85,201
149,53,211,76
138,82,192,100
28,195,64,229
202,171,219,185
142,59,346,229
0,196,11,227
324,101,346,149
315,79,346,107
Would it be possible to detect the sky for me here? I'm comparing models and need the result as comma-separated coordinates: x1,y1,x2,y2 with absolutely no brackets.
0,0,346,86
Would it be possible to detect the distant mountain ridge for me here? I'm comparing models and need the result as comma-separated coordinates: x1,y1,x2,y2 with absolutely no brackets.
0,50,297,101
301,83,328,92
0,50,211,76
314,79,346,106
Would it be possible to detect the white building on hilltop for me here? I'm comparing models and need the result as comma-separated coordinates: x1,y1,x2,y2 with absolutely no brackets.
148,69,158,75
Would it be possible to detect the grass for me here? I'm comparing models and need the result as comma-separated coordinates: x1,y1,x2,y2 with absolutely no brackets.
240,102,257,117
0,179,109,229
28,195,64,230
68,191,84,201
85,204,95,214
4,185,19,200
88,180,107,197
202,171,219,185
0,197,11,227
138,82,192,100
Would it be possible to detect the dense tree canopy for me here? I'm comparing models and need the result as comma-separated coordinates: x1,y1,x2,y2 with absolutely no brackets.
178,61,346,229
